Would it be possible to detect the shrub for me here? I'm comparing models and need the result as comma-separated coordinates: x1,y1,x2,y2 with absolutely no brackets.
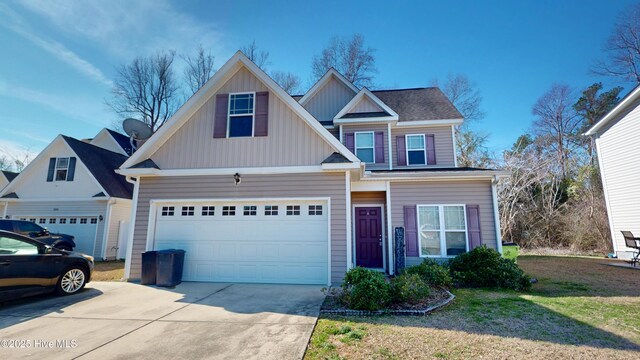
404,259,452,288
449,246,531,291
391,273,431,304
341,267,392,311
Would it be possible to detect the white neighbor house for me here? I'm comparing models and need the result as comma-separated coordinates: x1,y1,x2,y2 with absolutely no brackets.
585,86,640,259
0,129,134,260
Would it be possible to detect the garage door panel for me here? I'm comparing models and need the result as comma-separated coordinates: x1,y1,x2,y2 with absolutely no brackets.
153,200,329,285
16,216,98,256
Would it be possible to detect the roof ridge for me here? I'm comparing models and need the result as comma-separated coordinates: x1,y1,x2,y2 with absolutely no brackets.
371,87,438,92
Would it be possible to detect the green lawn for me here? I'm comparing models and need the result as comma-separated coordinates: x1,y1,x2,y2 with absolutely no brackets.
305,255,640,359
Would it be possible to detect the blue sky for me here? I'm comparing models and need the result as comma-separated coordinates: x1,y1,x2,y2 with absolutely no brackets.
0,0,635,161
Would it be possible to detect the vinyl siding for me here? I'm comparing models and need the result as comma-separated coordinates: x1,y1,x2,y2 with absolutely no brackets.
348,96,383,113
4,200,108,258
151,67,336,169
389,181,496,266
391,125,455,167
596,98,640,257
103,201,132,259
303,75,356,122
129,172,348,284
341,123,389,170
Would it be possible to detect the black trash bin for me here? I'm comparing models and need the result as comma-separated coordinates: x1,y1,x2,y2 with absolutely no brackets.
140,250,158,285
156,249,186,287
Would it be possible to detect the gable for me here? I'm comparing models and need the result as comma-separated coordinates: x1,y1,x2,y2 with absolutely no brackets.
302,74,357,122
90,129,129,156
3,138,103,199
346,95,386,114
150,66,337,169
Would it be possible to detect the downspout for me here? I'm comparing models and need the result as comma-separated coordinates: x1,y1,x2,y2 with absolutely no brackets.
491,175,503,254
123,176,140,280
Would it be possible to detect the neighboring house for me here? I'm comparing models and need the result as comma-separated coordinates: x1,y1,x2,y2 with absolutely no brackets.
585,86,640,260
0,130,133,260
118,51,505,285
0,170,18,216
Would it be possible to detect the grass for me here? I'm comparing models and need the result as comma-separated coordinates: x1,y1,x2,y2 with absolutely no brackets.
91,260,125,281
305,255,640,359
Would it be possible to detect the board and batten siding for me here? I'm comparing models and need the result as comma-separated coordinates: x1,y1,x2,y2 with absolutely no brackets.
389,181,496,266
4,200,108,258
595,98,640,258
103,201,132,259
341,123,389,170
151,67,336,169
303,75,356,122
348,96,383,114
129,172,348,283
391,125,456,167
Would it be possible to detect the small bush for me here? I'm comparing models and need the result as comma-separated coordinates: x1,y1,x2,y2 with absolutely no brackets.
391,273,431,304
341,267,392,310
449,246,531,291
405,259,453,288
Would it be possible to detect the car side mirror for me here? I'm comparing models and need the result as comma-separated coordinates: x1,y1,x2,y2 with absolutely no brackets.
40,245,52,254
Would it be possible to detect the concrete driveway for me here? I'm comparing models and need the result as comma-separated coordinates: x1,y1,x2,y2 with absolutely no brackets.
0,282,325,360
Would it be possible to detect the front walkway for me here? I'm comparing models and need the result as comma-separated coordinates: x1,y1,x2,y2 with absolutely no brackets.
0,282,325,360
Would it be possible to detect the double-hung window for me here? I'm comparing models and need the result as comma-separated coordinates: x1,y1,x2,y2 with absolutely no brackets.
55,157,70,181
406,135,426,165
417,205,467,257
355,132,375,163
228,93,255,137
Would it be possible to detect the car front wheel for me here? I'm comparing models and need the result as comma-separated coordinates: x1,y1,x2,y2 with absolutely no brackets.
56,267,87,295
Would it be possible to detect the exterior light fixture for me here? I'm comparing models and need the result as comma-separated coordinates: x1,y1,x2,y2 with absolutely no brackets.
99,215,104,221
234,173,241,185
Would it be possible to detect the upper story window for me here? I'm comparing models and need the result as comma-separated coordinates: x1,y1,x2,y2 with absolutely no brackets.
355,132,375,163
55,157,70,181
406,134,426,165
228,93,255,138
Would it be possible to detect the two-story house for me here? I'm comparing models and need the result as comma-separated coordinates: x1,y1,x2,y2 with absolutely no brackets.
117,51,505,285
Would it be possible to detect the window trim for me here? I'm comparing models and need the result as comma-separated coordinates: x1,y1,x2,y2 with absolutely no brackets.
416,204,468,258
54,157,70,181
227,92,256,138
354,131,375,163
405,134,427,166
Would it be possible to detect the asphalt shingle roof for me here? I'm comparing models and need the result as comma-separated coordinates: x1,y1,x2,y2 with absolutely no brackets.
371,88,462,121
322,152,352,164
62,136,133,199
106,129,136,155
1,170,18,182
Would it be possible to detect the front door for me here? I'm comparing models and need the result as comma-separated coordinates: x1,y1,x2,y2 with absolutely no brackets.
355,207,383,268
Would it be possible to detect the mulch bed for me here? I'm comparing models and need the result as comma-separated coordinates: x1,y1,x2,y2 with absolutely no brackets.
320,287,455,316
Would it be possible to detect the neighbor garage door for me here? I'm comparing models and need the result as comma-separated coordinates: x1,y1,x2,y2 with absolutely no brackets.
16,216,98,256
151,199,329,285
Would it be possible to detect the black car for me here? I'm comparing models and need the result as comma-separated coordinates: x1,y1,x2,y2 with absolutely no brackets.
0,219,76,251
0,230,93,302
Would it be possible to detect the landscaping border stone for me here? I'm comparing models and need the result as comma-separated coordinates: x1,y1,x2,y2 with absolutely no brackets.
320,290,455,316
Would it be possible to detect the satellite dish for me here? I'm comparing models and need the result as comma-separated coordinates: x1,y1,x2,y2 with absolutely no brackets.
122,118,152,151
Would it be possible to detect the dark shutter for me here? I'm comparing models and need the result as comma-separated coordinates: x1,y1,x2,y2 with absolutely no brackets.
375,131,385,163
213,94,229,138
66,157,76,182
404,206,419,256
254,91,269,136
426,134,436,164
466,204,482,250
344,133,355,153
396,136,406,166
46,158,56,182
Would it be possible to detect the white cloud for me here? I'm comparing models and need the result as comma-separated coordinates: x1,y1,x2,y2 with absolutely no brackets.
0,139,39,170
16,0,230,61
0,80,111,127
0,3,113,87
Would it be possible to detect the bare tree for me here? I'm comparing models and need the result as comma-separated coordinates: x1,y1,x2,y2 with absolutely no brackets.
107,50,180,133
455,129,493,168
532,84,581,179
434,74,486,122
594,3,640,83
0,147,33,172
312,34,377,88
183,45,216,95
271,71,301,94
241,40,270,70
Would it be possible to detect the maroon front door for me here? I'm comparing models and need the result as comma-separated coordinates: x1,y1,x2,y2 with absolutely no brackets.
355,207,383,268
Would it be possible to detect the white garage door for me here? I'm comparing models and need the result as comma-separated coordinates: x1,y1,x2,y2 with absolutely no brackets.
17,216,98,256
152,199,329,285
